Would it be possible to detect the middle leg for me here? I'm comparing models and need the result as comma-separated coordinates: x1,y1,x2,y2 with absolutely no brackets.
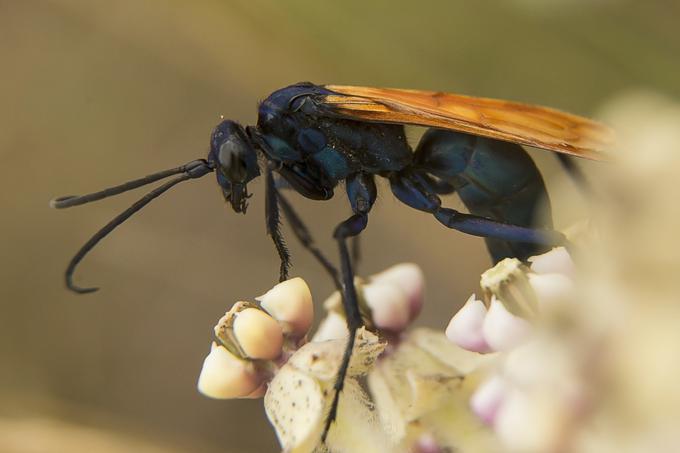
322,173,376,442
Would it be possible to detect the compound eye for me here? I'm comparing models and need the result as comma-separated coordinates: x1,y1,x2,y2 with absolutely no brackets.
218,144,248,183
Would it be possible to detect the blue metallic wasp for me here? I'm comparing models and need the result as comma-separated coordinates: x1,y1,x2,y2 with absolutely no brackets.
52,82,613,440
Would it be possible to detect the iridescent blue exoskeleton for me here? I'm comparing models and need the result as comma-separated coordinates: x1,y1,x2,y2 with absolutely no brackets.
52,82,611,442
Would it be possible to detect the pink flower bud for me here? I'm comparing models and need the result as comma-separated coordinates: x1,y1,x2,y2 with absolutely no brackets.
470,374,507,426
445,295,492,353
364,281,411,332
413,434,442,453
197,342,265,399
482,297,532,352
371,263,425,320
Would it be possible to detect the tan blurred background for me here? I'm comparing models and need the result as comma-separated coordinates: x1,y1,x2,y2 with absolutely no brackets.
1,0,678,451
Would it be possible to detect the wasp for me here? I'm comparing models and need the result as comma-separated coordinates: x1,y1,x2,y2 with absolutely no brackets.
52,82,613,441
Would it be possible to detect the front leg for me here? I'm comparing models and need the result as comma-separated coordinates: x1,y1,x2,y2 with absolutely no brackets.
264,158,336,282
277,192,342,290
264,167,291,282
322,173,376,442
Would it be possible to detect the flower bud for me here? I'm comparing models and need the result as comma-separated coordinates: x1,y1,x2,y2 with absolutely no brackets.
482,297,532,352
470,374,507,426
232,308,284,360
528,273,574,308
413,434,441,453
445,295,492,353
257,277,314,338
494,389,567,453
528,247,573,276
371,263,425,320
197,342,265,399
312,311,348,342
363,280,411,332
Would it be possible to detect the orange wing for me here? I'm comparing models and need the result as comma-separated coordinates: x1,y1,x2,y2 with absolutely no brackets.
321,85,614,160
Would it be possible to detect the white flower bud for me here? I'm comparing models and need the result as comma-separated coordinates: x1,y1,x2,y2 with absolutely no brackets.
494,389,567,453
233,308,283,360
197,342,265,399
482,297,532,352
312,311,348,342
445,295,492,353
371,263,425,320
470,374,507,426
364,280,411,332
257,277,314,338
528,247,574,276
528,272,574,308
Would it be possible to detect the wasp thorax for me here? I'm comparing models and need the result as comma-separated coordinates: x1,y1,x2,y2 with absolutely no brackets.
209,120,261,213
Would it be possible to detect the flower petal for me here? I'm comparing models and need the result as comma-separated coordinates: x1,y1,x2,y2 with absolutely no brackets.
257,277,314,338
371,263,425,320
445,295,492,353
528,273,574,308
364,281,411,332
482,297,532,352
197,342,264,399
470,374,507,426
528,247,574,276
233,308,284,360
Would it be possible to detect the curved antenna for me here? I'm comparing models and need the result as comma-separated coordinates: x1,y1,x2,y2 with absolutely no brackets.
50,160,211,209
58,159,214,294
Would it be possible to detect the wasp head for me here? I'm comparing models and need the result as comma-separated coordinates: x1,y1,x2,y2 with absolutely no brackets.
209,120,261,213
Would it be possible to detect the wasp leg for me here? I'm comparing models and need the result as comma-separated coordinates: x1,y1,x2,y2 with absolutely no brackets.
389,171,568,251
415,172,457,195
265,167,291,282
322,213,367,444
351,235,361,271
322,173,376,443
346,171,379,272
277,192,342,290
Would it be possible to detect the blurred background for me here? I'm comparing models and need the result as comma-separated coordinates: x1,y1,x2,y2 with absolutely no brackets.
1,0,678,451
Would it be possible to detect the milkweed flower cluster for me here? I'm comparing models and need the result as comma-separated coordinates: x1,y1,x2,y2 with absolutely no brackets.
445,247,585,451
197,264,497,452
196,264,431,451
313,263,425,342
314,264,497,452
446,247,574,355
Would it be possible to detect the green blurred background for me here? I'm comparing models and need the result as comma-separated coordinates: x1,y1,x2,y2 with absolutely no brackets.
1,0,678,451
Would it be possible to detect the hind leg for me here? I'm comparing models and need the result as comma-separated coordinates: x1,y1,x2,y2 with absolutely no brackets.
389,170,568,253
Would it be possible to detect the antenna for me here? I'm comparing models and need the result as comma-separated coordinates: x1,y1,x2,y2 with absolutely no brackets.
51,159,214,293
